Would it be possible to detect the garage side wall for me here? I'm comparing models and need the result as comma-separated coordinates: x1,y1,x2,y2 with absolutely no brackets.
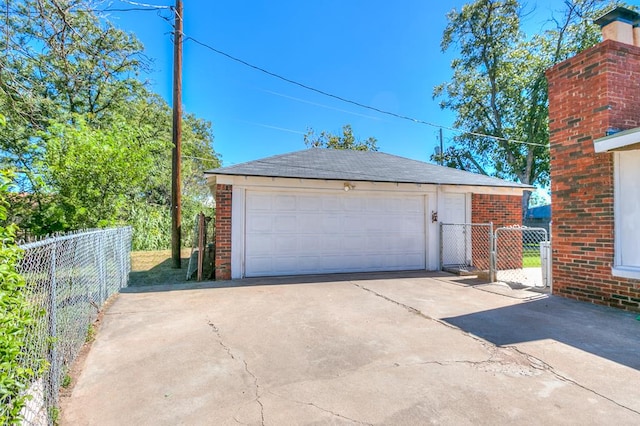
546,39,640,311
471,194,522,270
214,184,232,280
471,194,522,227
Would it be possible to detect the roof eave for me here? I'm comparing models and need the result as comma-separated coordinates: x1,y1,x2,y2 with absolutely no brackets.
205,171,532,190
594,127,640,152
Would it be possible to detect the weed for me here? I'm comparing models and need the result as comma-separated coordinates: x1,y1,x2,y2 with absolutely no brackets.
62,373,72,388
86,323,96,343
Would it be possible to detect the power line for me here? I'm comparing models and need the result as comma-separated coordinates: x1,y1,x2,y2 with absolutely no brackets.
33,2,548,149
184,36,548,148
181,155,219,163
95,7,164,12
117,0,170,9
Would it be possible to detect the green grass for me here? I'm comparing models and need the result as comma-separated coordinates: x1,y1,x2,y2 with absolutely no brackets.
523,249,542,268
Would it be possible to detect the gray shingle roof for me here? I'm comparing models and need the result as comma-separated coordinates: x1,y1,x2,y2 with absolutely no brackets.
206,149,532,189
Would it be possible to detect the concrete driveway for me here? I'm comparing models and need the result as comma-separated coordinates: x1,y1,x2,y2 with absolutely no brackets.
60,272,640,425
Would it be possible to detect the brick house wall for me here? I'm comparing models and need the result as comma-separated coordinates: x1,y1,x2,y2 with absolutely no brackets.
214,184,232,280
471,194,522,270
546,39,640,311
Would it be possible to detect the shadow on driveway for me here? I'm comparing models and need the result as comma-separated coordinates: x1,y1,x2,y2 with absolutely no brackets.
442,295,640,371
123,269,450,293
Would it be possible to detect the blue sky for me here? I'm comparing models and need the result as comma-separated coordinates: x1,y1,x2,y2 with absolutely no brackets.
106,0,563,169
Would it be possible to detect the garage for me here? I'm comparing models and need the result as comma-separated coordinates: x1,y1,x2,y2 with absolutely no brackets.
244,190,426,276
206,148,530,280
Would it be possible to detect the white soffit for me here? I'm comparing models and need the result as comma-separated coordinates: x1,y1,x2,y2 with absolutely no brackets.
594,127,640,153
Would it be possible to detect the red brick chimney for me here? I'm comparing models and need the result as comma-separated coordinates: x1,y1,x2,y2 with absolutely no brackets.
545,7,640,311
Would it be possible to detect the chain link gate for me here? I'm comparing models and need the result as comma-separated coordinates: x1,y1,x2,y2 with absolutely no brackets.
440,223,493,277
441,223,551,288
494,226,549,288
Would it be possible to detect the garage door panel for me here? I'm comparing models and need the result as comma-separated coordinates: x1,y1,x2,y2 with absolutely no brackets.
402,197,423,212
273,194,296,210
322,196,341,211
274,235,298,253
401,216,424,232
298,195,322,211
366,198,387,212
247,215,272,232
245,235,272,256
248,257,273,275
297,256,321,270
247,194,272,210
297,214,322,232
321,254,363,270
274,215,297,232
320,235,342,251
322,215,341,232
343,197,364,211
343,234,364,250
245,191,426,277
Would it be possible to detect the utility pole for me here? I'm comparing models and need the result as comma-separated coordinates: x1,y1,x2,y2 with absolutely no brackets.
439,127,444,166
171,0,183,269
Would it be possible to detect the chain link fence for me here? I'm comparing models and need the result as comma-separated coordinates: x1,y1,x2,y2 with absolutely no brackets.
440,223,550,288
440,223,493,275
17,227,132,425
495,226,548,288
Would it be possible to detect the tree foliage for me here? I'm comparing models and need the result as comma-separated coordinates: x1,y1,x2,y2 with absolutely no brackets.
1,0,220,249
0,170,45,424
304,124,378,151
433,0,623,208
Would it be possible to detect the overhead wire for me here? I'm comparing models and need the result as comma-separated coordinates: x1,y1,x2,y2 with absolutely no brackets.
117,0,170,9
51,1,549,149
184,36,548,148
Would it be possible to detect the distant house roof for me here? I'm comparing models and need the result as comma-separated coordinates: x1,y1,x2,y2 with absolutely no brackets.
526,204,551,219
206,149,532,189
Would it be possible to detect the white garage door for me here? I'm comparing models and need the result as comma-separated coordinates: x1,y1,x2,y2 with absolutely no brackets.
245,190,426,277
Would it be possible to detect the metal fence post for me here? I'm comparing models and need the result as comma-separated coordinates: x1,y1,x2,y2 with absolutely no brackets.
47,241,59,415
549,220,553,292
98,232,107,304
439,222,443,271
119,228,127,289
489,222,496,283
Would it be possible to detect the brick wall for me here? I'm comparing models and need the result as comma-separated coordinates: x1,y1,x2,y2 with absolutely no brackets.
214,184,232,280
471,194,522,270
546,39,640,312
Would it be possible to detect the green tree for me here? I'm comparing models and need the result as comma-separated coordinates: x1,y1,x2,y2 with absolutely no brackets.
1,1,221,248
36,116,168,230
304,124,378,151
117,95,221,250
433,0,617,210
1,0,146,190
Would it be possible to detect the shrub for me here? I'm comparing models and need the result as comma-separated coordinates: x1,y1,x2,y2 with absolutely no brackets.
0,172,46,423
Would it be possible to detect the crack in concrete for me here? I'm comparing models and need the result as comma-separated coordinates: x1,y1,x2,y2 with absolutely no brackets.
231,415,245,425
243,359,265,426
207,319,265,425
504,345,640,416
351,283,434,321
352,283,640,417
268,391,371,425
207,320,236,361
